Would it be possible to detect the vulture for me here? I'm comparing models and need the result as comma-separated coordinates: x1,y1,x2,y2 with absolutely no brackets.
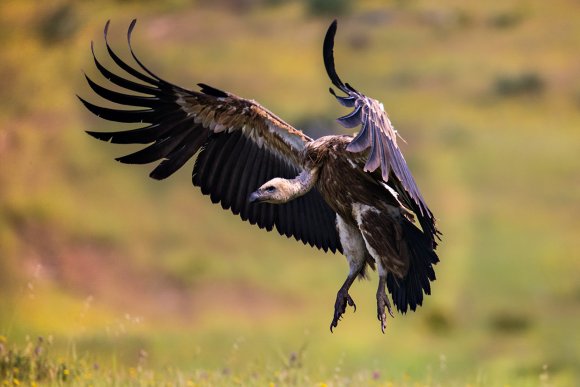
79,19,441,332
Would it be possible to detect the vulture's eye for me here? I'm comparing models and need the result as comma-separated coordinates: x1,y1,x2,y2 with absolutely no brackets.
265,186,275,193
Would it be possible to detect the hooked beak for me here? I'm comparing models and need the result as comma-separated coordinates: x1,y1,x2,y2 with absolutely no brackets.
248,191,261,203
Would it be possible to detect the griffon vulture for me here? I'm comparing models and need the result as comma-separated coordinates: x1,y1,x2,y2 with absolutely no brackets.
79,19,441,332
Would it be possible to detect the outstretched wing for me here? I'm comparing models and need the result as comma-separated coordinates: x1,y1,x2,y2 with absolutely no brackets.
79,20,342,253
323,20,439,247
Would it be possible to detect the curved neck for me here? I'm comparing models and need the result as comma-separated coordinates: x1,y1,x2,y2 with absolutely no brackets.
286,168,318,201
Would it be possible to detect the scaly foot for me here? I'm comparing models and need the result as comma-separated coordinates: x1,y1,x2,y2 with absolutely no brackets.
330,288,356,332
377,287,394,333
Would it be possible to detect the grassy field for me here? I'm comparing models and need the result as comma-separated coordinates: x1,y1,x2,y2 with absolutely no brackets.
1,0,579,385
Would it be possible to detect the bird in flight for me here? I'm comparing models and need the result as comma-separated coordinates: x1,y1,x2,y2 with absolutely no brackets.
79,19,441,332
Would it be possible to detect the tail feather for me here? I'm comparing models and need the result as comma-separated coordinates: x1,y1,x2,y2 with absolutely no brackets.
387,219,439,313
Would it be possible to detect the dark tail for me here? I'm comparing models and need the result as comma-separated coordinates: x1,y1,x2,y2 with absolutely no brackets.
386,219,439,313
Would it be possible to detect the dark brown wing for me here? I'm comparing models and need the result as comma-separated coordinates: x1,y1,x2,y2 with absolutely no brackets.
79,20,342,253
323,20,440,247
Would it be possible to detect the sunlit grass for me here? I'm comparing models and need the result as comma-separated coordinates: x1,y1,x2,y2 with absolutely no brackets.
0,330,574,386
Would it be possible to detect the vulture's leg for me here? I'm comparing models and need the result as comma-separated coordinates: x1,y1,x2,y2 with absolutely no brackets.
352,203,409,332
331,216,367,332
376,275,394,333
330,271,358,332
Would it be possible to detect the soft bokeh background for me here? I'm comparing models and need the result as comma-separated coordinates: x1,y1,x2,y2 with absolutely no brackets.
1,0,579,385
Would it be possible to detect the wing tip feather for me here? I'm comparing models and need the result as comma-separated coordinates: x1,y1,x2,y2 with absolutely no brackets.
104,20,111,39
128,19,138,39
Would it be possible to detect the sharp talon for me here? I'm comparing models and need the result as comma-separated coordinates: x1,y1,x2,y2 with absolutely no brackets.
376,283,393,332
330,317,340,332
330,288,356,331
347,295,356,312
378,313,387,333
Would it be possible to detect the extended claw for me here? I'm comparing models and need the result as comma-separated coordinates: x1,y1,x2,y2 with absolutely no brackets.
330,289,356,332
377,289,394,333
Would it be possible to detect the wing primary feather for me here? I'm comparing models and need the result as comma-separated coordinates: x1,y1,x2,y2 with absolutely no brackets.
85,127,152,144
337,104,362,128
77,96,159,124
126,20,165,83
363,121,381,172
84,74,160,108
85,125,157,145
345,82,357,93
379,130,391,181
323,20,348,93
346,106,372,153
149,125,209,180
329,88,356,107
91,42,157,95
85,117,186,145
150,144,195,180
115,129,190,164
104,21,159,86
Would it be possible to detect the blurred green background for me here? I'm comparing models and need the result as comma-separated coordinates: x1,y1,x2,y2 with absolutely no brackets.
1,0,579,385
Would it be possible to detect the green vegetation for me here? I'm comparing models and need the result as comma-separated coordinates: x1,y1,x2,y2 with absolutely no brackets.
1,0,578,385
